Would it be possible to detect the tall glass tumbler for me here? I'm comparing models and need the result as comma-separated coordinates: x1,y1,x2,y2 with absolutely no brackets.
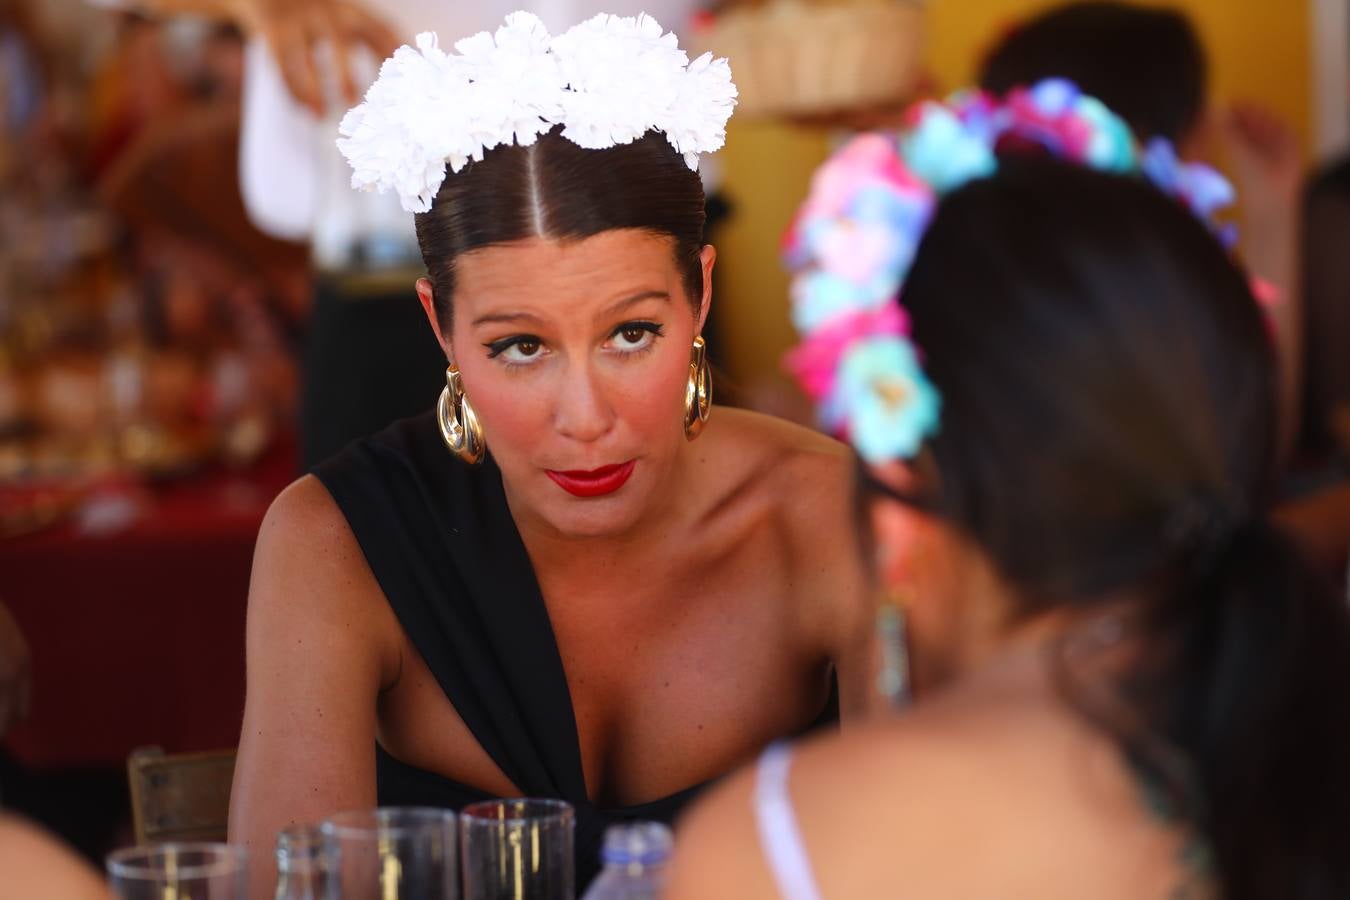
460,799,575,900
320,808,458,900
107,843,247,900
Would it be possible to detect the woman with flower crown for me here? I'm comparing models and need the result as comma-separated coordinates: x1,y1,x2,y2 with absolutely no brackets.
227,13,873,896
668,82,1350,899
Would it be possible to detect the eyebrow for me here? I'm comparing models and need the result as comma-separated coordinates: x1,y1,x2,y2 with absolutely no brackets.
470,290,671,328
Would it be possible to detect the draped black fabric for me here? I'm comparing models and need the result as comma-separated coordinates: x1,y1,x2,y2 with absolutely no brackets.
311,412,715,888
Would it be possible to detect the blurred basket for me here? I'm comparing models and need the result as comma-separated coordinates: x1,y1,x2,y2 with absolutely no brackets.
691,0,926,119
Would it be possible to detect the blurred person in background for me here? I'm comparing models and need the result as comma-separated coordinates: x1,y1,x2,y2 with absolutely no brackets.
670,91,1350,900
0,814,109,900
1303,156,1350,460
0,590,96,899
980,1,1304,464
1280,151,1350,570
977,0,1350,573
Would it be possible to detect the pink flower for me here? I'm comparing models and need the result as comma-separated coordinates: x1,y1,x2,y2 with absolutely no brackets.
783,303,910,403
795,134,921,223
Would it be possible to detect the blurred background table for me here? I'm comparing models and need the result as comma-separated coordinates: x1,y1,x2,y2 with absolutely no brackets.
0,435,293,771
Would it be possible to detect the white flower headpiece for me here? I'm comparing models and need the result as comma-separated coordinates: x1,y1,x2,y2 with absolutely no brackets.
336,11,738,214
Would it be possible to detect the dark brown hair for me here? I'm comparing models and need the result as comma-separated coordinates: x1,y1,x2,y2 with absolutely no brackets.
414,126,707,332
980,1,1206,144
883,160,1350,898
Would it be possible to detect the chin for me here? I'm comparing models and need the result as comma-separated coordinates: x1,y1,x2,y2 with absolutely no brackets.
538,492,649,538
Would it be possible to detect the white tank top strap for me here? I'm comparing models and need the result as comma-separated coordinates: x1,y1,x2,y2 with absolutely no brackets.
753,742,826,900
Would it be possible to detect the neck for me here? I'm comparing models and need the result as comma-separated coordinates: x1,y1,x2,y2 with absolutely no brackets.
944,598,1142,695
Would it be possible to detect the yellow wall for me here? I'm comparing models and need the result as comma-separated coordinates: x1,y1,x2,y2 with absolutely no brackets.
716,0,1313,384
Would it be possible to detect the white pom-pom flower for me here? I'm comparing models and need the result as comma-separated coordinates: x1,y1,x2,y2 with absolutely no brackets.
337,33,478,213
667,53,738,169
335,11,737,214
551,13,687,149
454,12,565,149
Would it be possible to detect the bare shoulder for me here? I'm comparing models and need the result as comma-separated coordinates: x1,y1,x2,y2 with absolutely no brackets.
0,815,109,900
708,407,855,529
250,475,390,641
707,408,866,656
711,406,851,466
671,690,1178,898
245,470,402,692
668,711,998,900
256,474,362,572
667,745,777,900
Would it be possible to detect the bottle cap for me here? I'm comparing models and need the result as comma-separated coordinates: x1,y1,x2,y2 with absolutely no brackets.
600,822,673,866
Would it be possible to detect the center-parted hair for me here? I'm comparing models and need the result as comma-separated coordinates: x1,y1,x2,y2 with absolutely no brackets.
414,127,707,332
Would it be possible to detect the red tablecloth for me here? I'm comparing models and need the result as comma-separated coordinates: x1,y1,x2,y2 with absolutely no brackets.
0,440,297,770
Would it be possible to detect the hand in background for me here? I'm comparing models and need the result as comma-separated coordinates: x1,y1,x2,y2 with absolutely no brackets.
1221,103,1305,464
235,0,400,114
1222,103,1303,222
0,603,32,739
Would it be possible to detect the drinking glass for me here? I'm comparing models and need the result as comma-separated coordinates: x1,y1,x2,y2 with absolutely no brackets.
107,843,247,900
275,823,339,899
460,799,574,900
320,807,458,900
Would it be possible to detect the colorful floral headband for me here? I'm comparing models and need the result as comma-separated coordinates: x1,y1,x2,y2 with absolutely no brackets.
783,79,1238,464
336,12,738,213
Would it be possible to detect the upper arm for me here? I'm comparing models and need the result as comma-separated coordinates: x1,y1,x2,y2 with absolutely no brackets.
228,475,395,897
667,767,780,900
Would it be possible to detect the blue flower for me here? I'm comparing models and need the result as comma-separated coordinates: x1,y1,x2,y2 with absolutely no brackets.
1141,137,1235,234
901,105,997,195
791,270,894,333
1027,78,1080,117
948,89,1005,144
1182,163,1236,220
1140,138,1183,193
830,335,942,462
1076,96,1137,172
850,185,932,241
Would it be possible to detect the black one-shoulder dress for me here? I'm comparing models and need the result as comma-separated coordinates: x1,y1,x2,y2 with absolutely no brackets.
313,411,835,889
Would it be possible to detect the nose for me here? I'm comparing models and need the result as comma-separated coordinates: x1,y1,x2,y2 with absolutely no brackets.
552,360,617,444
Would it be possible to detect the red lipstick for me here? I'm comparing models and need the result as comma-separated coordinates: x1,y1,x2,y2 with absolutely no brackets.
546,461,636,498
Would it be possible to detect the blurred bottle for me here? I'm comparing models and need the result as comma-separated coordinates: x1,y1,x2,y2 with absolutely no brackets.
580,822,672,900
275,824,338,900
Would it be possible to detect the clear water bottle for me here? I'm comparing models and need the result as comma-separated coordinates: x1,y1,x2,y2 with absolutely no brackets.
275,823,338,900
581,822,673,900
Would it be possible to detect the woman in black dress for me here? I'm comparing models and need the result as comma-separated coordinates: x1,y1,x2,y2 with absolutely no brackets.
228,16,871,896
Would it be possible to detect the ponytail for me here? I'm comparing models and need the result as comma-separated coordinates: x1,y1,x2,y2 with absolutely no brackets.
1144,521,1350,899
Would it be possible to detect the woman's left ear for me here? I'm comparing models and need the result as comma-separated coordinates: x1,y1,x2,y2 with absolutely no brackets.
697,245,716,334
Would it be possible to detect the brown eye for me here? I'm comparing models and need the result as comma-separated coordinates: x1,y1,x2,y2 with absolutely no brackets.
609,322,662,353
516,340,541,356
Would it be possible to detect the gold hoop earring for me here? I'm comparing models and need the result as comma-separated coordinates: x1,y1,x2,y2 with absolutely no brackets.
684,335,712,441
437,366,485,465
